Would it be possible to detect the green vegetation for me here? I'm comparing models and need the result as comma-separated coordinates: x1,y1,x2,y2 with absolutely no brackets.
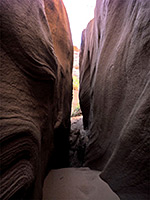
72,75,81,117
71,104,82,117
73,75,79,90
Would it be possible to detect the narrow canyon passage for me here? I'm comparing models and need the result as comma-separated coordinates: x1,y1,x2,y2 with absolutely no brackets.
42,0,150,198
42,116,119,200
42,41,119,198
42,44,119,199
0,0,149,199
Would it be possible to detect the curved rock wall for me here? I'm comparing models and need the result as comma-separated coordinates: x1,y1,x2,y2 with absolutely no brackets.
79,0,150,199
0,0,73,199
79,20,94,129
44,0,73,168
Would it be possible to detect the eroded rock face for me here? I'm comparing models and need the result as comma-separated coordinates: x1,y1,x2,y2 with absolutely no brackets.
79,0,150,199
0,0,73,199
44,0,73,168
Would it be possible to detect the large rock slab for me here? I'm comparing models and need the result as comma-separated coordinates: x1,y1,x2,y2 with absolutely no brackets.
79,0,150,199
42,168,119,200
0,0,73,199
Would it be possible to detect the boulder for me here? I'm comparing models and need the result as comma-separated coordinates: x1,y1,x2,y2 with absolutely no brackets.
0,0,73,199
79,0,150,199
69,116,88,167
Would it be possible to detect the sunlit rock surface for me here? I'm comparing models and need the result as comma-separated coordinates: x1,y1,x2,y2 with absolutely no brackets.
72,46,80,114
79,0,150,199
0,0,73,199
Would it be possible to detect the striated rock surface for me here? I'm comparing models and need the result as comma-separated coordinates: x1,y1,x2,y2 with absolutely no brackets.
79,0,150,199
0,0,73,199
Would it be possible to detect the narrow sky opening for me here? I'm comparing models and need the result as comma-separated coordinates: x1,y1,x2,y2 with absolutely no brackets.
63,0,96,48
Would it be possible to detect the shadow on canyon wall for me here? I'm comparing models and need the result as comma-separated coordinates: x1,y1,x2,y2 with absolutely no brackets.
79,0,150,200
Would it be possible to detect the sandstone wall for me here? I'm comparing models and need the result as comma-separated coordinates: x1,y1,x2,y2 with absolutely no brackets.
79,0,150,199
0,0,73,199
44,0,73,168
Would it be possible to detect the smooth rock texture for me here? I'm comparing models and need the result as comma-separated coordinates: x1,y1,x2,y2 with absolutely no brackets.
0,0,73,199
79,20,94,129
44,0,73,168
42,168,119,200
79,0,150,199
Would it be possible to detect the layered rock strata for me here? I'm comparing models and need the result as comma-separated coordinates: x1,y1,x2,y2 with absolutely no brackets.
79,0,150,199
0,0,73,199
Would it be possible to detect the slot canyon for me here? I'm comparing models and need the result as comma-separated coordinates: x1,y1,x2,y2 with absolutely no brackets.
0,0,150,200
